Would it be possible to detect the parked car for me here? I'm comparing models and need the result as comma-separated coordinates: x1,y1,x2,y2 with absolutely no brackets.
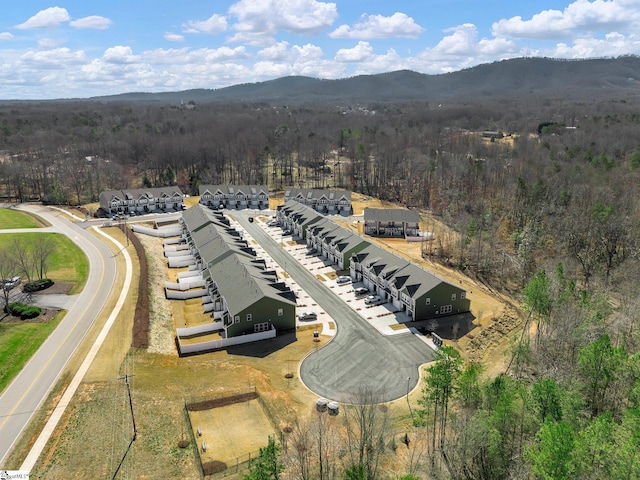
1,276,21,291
364,294,383,305
248,217,254,223
267,220,280,227
336,275,351,284
283,229,293,235
297,311,318,321
354,287,369,296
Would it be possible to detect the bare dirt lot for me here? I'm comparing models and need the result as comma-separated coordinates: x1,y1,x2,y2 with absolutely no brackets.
188,397,276,466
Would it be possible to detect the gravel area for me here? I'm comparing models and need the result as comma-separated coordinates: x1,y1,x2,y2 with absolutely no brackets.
138,234,176,355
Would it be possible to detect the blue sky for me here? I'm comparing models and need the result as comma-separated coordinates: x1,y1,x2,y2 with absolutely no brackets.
1,1,639,99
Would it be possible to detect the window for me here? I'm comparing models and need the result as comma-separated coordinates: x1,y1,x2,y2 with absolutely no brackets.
441,305,452,314
461,292,466,299
278,308,283,316
246,313,252,322
425,298,431,305
234,315,240,323
451,293,457,301
254,322,270,333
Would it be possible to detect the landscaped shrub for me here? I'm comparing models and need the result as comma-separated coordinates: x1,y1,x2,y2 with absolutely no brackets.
23,279,54,293
7,302,42,319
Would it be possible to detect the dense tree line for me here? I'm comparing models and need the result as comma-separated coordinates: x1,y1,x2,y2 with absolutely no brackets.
1,93,639,478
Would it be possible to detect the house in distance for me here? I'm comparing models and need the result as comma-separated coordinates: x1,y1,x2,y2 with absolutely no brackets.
99,186,184,216
363,207,420,238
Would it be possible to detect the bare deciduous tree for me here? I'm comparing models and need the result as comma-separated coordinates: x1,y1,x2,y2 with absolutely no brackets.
342,386,389,480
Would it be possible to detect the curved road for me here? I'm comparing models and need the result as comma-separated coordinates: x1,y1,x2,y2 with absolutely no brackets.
234,211,433,404
0,205,117,466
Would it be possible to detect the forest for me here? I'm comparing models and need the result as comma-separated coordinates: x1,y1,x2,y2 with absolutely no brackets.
1,81,640,478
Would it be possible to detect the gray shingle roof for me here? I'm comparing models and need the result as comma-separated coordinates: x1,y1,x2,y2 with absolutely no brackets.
363,207,420,223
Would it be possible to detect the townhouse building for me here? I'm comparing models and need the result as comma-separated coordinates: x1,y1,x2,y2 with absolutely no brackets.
350,244,470,321
199,185,269,210
181,205,296,339
363,208,420,237
99,186,184,216
276,201,470,321
276,200,323,238
283,188,351,214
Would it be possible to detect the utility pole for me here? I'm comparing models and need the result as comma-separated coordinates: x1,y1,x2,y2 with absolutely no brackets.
112,374,137,480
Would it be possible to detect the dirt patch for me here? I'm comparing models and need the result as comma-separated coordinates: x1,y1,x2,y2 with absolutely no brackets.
389,323,409,331
137,234,176,355
188,396,276,467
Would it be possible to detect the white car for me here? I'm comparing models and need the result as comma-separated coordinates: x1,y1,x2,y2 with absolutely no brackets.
298,311,318,321
354,287,369,296
336,275,351,284
364,294,383,305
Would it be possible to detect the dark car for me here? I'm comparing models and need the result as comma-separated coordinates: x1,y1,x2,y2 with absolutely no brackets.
248,217,254,223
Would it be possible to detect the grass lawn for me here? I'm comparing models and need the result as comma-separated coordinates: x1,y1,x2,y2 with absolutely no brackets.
0,233,88,294
0,311,65,393
0,208,46,229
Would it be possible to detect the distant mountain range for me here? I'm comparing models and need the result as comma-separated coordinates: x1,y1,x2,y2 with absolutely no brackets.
90,56,640,105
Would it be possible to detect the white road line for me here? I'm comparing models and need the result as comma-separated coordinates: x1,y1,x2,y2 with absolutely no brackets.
20,226,132,473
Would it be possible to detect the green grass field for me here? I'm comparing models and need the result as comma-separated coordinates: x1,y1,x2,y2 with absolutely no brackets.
0,311,65,393
0,233,89,294
0,208,45,229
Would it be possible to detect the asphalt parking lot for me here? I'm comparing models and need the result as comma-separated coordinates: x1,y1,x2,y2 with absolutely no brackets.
231,211,437,403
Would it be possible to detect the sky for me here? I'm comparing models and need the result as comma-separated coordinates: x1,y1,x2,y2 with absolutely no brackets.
1,0,640,100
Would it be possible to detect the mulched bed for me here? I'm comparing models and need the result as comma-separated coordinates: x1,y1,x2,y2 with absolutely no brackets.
127,227,150,349
29,281,74,295
1,307,59,323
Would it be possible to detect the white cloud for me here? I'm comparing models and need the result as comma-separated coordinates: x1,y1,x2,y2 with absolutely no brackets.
142,48,191,64
351,48,406,75
16,7,71,29
188,46,249,63
0,32,14,41
37,38,63,49
432,24,480,56
551,31,640,57
142,46,248,65
228,0,338,43
182,14,228,34
20,47,87,68
103,46,139,64
330,12,424,39
70,15,112,30
164,32,185,42
335,41,374,62
493,0,640,39
257,41,290,61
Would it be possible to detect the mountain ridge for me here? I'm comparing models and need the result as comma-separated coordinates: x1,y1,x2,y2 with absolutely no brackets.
48,56,640,104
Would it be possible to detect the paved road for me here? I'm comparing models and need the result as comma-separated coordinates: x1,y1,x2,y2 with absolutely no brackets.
0,205,117,466
234,210,433,404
